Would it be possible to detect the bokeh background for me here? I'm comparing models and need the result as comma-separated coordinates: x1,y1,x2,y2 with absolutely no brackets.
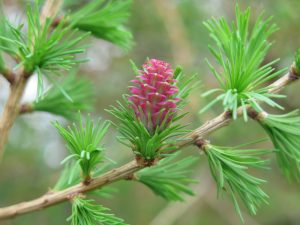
1,0,300,225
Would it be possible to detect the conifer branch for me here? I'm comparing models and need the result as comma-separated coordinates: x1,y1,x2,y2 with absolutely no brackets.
0,66,298,220
176,66,300,148
1,68,15,84
0,69,28,161
0,160,141,219
0,0,63,161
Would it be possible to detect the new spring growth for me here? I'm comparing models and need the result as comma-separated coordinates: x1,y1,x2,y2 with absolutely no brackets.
54,114,110,181
108,59,190,161
128,59,179,133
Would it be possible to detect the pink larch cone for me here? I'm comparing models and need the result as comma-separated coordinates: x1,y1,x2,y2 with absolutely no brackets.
128,59,179,132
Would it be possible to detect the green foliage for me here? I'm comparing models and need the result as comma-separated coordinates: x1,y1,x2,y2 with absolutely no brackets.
54,162,81,191
106,63,194,161
259,110,300,181
295,49,300,74
202,5,286,120
0,15,7,72
33,74,94,119
173,66,199,108
54,114,110,180
0,2,89,74
205,144,271,221
136,153,198,201
90,186,118,199
69,0,133,50
107,97,188,161
69,197,127,225
0,8,20,63
62,0,79,8
54,162,116,198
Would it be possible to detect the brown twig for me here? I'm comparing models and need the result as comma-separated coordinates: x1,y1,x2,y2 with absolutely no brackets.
0,160,142,219
0,66,299,219
268,66,299,93
0,69,28,161
1,68,16,84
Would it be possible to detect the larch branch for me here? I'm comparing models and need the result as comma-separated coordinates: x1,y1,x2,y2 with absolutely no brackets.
0,0,63,162
0,65,298,219
0,70,27,161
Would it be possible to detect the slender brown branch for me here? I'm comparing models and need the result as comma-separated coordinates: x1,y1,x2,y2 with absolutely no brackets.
268,66,299,93
1,69,16,84
0,65,299,219
0,69,27,161
0,110,231,219
0,160,142,219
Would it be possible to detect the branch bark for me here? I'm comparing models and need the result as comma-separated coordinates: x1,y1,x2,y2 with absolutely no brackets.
0,160,141,219
0,70,27,161
1,69,16,84
0,66,298,219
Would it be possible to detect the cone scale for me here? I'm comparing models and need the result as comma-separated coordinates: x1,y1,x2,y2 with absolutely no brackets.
128,59,179,132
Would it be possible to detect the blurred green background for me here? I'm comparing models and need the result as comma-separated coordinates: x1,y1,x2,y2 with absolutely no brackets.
1,0,300,225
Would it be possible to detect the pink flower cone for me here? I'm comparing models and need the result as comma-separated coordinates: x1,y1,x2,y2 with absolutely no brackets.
128,59,179,132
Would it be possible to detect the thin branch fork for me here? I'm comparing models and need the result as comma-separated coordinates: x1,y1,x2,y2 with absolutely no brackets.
1,69,16,84
0,66,298,220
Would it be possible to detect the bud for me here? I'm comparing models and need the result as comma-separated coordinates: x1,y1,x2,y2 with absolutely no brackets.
128,59,179,132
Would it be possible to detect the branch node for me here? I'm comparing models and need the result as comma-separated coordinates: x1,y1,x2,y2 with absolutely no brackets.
51,16,64,28
194,139,209,151
19,103,33,114
135,156,158,167
2,69,16,84
83,175,92,185
224,110,233,119
291,63,300,79
125,173,137,180
68,193,84,201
